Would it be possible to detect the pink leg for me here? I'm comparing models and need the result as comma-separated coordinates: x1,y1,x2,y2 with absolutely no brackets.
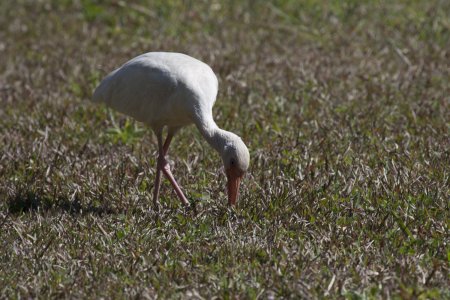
152,167,162,206
160,159,189,206
153,130,176,205
152,131,164,205
153,129,189,206
163,133,172,156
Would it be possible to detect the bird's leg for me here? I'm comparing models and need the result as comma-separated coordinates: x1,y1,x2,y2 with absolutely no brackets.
162,132,173,156
160,131,189,206
152,167,163,206
161,164,189,206
152,131,164,206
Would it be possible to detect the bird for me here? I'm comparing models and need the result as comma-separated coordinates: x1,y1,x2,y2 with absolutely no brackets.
92,52,250,206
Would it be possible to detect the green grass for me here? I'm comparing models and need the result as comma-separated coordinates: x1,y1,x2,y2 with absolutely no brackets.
0,0,449,298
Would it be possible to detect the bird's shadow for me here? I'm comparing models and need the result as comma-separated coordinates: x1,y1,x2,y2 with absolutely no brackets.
6,191,116,216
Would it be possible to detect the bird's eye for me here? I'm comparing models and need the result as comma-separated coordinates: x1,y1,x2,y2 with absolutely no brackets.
230,159,235,166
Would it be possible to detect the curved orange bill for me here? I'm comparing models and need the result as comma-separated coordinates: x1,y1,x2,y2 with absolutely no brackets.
226,168,243,205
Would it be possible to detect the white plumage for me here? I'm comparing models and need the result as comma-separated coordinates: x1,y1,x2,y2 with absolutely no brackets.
92,52,249,206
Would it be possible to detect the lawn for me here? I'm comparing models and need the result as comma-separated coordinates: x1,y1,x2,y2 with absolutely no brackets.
0,0,449,298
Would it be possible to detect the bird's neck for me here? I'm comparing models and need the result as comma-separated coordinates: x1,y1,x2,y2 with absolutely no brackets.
195,115,229,154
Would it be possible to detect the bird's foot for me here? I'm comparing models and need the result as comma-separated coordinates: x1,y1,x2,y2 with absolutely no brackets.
182,197,198,215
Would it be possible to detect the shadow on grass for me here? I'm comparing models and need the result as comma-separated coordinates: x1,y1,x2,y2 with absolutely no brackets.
7,191,117,216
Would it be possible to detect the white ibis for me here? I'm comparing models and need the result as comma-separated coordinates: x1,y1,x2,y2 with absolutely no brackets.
92,52,250,206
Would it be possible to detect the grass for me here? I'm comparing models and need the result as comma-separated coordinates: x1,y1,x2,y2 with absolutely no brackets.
0,0,449,298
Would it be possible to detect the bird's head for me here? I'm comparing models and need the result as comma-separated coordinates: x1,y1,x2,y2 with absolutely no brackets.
221,136,250,205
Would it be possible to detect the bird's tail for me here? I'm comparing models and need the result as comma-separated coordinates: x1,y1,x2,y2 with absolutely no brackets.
92,84,104,103
92,67,119,103
92,74,112,103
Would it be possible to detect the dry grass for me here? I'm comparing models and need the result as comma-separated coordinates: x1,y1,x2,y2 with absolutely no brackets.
0,0,449,298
